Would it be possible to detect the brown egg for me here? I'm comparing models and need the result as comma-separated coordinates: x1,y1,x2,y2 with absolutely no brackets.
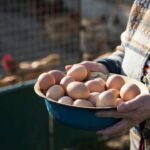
46,85,65,101
73,99,94,107
37,72,55,91
85,79,105,93
120,83,141,101
95,77,106,87
106,74,125,90
108,89,120,97
60,76,75,90
67,81,90,99
67,64,88,81
115,98,124,106
58,96,73,105
48,70,65,84
96,90,117,107
88,92,99,106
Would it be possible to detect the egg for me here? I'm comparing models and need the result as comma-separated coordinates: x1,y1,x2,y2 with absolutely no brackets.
106,74,125,90
37,72,55,91
67,81,90,99
67,64,88,81
108,89,120,97
115,98,124,106
73,99,94,107
96,89,117,107
94,77,106,87
58,96,73,105
60,76,75,90
88,92,99,106
48,70,65,84
85,79,105,93
80,61,97,75
46,85,65,101
120,83,141,101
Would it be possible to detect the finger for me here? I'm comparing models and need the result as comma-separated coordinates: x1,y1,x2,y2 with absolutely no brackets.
65,65,72,71
96,119,132,136
117,95,142,113
80,61,94,71
95,110,130,119
80,61,100,72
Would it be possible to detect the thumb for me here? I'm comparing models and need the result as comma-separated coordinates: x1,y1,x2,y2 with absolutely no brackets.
65,65,72,71
117,95,141,113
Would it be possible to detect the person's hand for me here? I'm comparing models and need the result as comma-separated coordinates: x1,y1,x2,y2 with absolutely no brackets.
65,61,109,74
96,93,150,137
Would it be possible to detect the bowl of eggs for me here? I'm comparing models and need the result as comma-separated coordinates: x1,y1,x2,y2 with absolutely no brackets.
34,64,149,131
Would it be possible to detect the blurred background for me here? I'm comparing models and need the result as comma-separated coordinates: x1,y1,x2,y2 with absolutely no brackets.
0,0,132,150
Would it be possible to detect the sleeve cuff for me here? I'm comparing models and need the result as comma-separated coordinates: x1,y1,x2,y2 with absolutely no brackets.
96,58,121,74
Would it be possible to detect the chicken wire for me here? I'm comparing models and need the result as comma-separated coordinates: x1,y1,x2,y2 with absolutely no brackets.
80,0,131,60
0,0,81,75
0,0,131,76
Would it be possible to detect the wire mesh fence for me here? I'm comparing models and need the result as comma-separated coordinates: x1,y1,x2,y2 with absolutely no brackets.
80,0,131,60
0,0,131,87
0,0,81,75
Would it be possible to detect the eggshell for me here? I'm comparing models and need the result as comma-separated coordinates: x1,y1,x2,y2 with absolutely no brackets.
88,92,99,106
120,83,141,101
96,90,117,107
67,64,88,81
48,70,65,84
94,77,106,87
60,76,75,90
37,72,55,91
115,98,124,106
66,81,90,99
73,99,94,107
108,89,120,97
58,96,73,105
85,79,105,93
46,85,65,101
106,74,125,90
80,61,98,76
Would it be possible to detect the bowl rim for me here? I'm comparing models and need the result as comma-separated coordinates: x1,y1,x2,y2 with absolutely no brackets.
34,72,149,110
45,98,117,111
34,81,116,110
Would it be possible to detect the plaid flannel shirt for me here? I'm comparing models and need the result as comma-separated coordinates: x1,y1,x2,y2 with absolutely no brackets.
97,0,150,149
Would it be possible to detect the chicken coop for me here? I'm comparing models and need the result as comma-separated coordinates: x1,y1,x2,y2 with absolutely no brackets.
0,0,131,150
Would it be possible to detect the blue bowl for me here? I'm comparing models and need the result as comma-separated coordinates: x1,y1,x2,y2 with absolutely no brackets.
45,99,120,131
35,72,149,131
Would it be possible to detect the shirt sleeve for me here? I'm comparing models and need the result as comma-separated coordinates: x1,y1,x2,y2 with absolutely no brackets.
95,0,138,74
95,44,125,74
